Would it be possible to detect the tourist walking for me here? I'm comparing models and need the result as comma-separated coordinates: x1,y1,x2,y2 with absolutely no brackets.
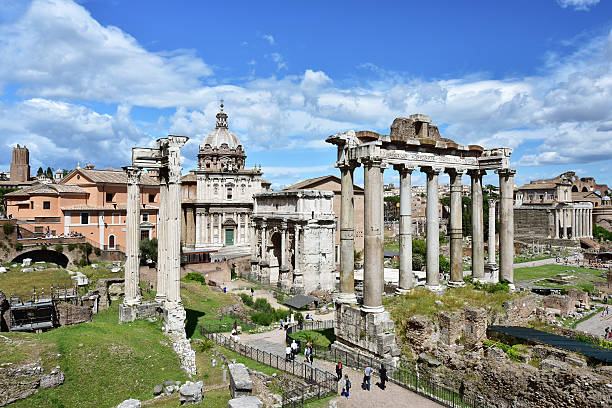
290,339,298,360
378,364,387,390
341,374,351,399
336,361,343,382
285,345,292,362
305,345,311,364
250,287,254,297
298,316,303,330
363,365,373,391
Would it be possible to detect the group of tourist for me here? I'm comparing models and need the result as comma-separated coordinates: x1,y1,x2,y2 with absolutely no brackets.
601,305,610,317
337,362,388,399
604,327,612,340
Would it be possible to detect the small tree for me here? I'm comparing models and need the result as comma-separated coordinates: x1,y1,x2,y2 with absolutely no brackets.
2,223,15,236
37,167,44,177
140,238,158,263
54,244,63,253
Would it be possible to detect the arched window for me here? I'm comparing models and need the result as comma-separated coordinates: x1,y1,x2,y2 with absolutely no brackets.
571,186,578,192
582,187,588,192
108,235,115,250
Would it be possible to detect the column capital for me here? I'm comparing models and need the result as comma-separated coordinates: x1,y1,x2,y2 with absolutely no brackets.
123,166,142,184
495,168,517,177
393,163,417,173
337,161,359,171
468,169,487,177
421,166,444,175
167,135,189,149
487,198,497,205
168,165,182,184
446,167,468,176
361,156,384,167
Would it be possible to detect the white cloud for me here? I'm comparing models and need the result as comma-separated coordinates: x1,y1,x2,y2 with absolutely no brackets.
261,33,275,45
557,0,600,11
268,53,287,71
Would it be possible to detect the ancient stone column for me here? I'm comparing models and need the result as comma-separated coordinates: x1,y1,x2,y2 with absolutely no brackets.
555,209,560,239
448,169,465,286
562,209,568,239
156,176,168,303
487,199,496,266
280,221,287,270
395,164,415,293
424,166,443,290
337,164,357,303
123,166,142,306
293,224,302,289
186,207,195,248
261,221,267,261
470,170,485,281
497,169,516,286
362,157,385,313
181,209,187,244
588,209,592,238
579,209,583,238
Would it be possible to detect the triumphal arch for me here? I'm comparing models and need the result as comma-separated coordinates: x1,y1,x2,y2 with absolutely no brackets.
327,114,515,363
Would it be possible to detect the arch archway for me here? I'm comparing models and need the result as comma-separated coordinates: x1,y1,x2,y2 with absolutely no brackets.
11,249,69,268
582,187,588,192
108,235,116,250
571,186,578,192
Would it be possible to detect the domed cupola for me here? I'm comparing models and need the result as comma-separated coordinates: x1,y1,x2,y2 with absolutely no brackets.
198,103,246,171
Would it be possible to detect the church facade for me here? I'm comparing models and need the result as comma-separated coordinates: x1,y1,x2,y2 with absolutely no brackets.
180,105,270,251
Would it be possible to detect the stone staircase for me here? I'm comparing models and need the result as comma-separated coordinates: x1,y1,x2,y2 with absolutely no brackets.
212,245,251,260
579,237,600,250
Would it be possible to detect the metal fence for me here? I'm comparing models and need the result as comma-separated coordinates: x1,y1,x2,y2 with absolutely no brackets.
199,327,337,407
287,321,491,408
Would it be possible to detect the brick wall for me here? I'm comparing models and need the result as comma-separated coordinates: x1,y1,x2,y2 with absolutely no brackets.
514,208,550,237
55,302,92,326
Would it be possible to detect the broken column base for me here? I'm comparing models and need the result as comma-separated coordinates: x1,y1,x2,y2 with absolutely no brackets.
425,284,445,292
333,304,400,367
164,302,197,376
119,301,162,324
482,263,500,284
447,281,466,288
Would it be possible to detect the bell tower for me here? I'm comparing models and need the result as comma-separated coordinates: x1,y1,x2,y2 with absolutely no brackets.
10,144,30,182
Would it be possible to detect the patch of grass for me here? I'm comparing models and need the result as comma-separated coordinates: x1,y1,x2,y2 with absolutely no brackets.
289,328,335,349
482,339,524,362
11,304,188,408
0,266,73,296
514,264,606,292
216,346,281,377
303,395,337,407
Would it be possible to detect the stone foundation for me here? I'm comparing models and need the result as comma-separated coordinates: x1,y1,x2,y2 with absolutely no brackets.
164,303,196,376
332,304,400,364
55,302,93,326
118,301,162,324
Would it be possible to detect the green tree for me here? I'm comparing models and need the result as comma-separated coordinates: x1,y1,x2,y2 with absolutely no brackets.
594,225,612,241
45,167,53,178
140,238,158,263
37,167,44,176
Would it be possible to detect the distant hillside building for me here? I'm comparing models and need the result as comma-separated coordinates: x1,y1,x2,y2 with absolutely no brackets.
180,104,271,252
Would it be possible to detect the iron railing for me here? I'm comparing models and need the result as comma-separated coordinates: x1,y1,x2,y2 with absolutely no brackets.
287,320,492,408
199,327,337,407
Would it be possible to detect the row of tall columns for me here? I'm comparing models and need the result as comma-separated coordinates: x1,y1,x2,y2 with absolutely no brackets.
337,159,516,309
553,207,592,239
124,166,142,306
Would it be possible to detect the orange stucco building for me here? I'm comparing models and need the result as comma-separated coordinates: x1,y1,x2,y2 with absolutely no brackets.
6,166,159,251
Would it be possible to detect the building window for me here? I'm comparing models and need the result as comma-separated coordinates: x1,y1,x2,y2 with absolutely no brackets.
335,245,339,263
227,187,233,200
43,201,50,209
30,201,34,209
149,193,156,203
105,192,115,202
81,213,89,225
108,235,115,249
142,212,149,222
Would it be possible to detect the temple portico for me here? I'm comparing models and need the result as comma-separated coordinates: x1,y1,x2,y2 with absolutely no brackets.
327,114,515,362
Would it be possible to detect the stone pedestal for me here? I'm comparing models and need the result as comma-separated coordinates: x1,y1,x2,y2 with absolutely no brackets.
119,301,162,323
332,303,400,365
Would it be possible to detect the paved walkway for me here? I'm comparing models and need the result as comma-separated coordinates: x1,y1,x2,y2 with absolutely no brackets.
576,306,612,338
512,258,556,269
239,329,441,407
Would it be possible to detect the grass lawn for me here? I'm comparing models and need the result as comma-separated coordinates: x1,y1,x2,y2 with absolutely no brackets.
289,328,335,349
0,264,73,296
10,304,189,408
513,255,551,264
514,264,606,292
141,388,231,407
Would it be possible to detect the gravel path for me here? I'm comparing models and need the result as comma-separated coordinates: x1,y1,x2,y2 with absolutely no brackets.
576,306,612,338
239,328,441,407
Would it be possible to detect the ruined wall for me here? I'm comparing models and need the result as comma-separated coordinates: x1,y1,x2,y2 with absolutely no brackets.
55,302,92,326
542,294,574,316
514,208,550,238
498,294,538,325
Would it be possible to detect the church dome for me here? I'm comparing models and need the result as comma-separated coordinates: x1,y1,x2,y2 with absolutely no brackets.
201,104,242,149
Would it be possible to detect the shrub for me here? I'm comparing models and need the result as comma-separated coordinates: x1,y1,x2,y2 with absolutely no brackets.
94,247,101,256
67,243,76,252
183,272,206,284
2,223,15,236
251,311,274,326
14,242,23,251
240,293,254,307
54,244,63,253
40,244,48,251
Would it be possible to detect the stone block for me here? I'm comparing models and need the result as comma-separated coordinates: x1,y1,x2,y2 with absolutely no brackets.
21,268,34,273
227,396,263,408
542,295,574,317
116,399,141,408
179,381,203,405
229,363,252,398
22,258,32,266
108,282,125,300
0,267,6,273
39,369,65,389
418,352,442,367
540,358,571,371
55,302,92,326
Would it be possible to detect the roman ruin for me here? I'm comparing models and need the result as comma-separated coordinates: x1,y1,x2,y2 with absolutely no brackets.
327,114,515,362
119,135,196,376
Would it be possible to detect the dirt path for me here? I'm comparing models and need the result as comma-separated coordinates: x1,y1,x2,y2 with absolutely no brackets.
576,306,612,338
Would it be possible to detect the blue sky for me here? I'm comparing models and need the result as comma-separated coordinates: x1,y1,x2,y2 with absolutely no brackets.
1,0,611,189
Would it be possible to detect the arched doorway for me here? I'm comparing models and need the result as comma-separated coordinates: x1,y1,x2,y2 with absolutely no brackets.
222,218,237,246
12,249,69,268
268,231,282,284
108,235,115,250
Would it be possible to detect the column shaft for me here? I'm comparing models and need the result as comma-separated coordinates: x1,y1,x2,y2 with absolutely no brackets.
498,169,516,284
470,171,485,280
488,200,496,265
398,166,414,290
338,165,357,302
362,159,384,312
124,167,141,306
280,225,287,270
562,209,568,239
425,168,441,288
449,170,464,284
167,171,182,304
156,180,168,302
555,209,559,239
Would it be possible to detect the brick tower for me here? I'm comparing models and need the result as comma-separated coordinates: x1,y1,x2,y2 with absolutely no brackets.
10,144,30,182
